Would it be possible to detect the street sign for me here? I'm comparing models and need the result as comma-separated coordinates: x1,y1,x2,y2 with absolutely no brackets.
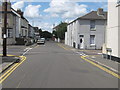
3,34,7,39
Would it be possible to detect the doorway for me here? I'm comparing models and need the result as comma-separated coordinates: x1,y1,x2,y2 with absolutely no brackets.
79,35,84,49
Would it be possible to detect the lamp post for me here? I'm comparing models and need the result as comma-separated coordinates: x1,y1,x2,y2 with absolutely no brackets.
3,0,7,57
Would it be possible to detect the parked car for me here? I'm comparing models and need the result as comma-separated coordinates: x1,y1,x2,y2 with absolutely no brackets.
37,38,45,44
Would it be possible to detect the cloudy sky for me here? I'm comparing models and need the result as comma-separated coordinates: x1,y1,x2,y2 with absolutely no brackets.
11,0,108,32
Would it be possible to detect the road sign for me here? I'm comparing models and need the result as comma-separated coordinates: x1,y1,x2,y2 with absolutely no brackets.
3,34,7,39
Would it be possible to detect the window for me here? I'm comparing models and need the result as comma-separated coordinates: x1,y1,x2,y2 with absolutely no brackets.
79,35,84,37
7,29,13,38
90,35,95,45
90,20,96,30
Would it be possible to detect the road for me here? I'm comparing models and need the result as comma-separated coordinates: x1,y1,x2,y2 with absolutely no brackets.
2,41,118,88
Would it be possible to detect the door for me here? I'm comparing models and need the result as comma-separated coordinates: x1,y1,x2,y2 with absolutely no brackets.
79,35,84,49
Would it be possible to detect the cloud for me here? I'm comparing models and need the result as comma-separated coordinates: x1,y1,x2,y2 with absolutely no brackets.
24,5,42,18
44,0,88,19
29,20,53,32
37,22,53,32
12,1,24,10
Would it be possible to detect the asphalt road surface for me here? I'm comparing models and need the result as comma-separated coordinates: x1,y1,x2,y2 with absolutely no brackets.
2,41,118,88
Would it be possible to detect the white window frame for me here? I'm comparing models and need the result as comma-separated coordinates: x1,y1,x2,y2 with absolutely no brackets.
7,29,13,38
90,20,96,30
90,35,95,45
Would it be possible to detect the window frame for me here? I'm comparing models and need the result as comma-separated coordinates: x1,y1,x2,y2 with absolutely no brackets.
90,35,95,45
90,20,96,31
7,29,13,38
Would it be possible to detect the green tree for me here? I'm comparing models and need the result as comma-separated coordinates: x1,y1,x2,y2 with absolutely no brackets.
39,28,43,37
42,31,52,39
53,22,67,40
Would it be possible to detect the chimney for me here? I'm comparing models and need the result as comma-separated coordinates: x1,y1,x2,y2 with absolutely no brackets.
2,1,11,11
17,9,24,16
97,8,104,15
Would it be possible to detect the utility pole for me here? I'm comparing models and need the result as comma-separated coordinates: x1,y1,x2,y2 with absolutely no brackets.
3,0,7,57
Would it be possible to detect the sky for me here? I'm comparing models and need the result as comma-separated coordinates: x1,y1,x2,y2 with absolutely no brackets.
11,0,108,32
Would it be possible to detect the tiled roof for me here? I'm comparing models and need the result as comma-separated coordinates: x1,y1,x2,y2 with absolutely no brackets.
68,10,107,25
78,11,107,20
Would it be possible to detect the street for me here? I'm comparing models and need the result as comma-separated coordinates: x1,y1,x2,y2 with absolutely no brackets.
2,41,118,88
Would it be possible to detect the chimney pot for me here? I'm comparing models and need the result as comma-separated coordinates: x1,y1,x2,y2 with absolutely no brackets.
97,8,104,15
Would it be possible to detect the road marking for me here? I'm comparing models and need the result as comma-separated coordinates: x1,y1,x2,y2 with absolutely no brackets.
1,63,14,73
87,56,119,74
0,55,26,84
16,74,26,88
57,44,69,50
98,53,102,55
57,43,120,79
22,47,32,56
34,45,39,48
81,56,120,79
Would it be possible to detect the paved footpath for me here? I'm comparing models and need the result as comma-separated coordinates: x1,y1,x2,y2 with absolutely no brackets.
0,44,36,76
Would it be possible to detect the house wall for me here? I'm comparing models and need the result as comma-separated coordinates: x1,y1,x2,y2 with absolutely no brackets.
0,12,16,45
76,19,106,49
28,25,35,38
0,27,2,45
15,15,20,38
65,32,67,45
67,24,72,46
105,0,119,58
118,6,120,58
0,13,2,45
21,19,28,37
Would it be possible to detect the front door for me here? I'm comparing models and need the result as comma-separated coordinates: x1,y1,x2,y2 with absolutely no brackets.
79,35,84,49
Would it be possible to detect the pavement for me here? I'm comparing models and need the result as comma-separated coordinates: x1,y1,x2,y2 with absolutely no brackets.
2,41,119,88
0,56,20,73
0,44,37,75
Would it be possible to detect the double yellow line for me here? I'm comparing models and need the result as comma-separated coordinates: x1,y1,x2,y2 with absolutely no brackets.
57,44,70,50
81,56,120,79
58,43,120,79
0,55,26,84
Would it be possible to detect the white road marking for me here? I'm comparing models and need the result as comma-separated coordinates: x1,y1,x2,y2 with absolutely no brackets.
98,53,102,55
22,47,32,56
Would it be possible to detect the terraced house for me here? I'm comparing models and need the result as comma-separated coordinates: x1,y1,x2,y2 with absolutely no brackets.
0,2,21,45
102,0,120,61
0,1,29,45
65,8,107,50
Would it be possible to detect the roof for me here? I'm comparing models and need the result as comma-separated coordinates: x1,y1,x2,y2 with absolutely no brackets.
68,10,107,25
78,11,107,20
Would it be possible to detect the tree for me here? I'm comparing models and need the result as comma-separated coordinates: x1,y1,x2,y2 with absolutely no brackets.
39,28,42,37
41,31,52,39
53,22,67,40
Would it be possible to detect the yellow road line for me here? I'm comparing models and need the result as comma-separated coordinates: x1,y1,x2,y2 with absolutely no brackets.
57,44,69,50
81,56,120,79
0,63,18,80
57,44,120,79
0,55,26,84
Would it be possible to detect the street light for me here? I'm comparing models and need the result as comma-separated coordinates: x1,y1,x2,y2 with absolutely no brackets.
3,0,7,57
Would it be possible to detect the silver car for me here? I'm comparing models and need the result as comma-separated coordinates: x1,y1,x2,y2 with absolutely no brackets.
37,38,45,44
